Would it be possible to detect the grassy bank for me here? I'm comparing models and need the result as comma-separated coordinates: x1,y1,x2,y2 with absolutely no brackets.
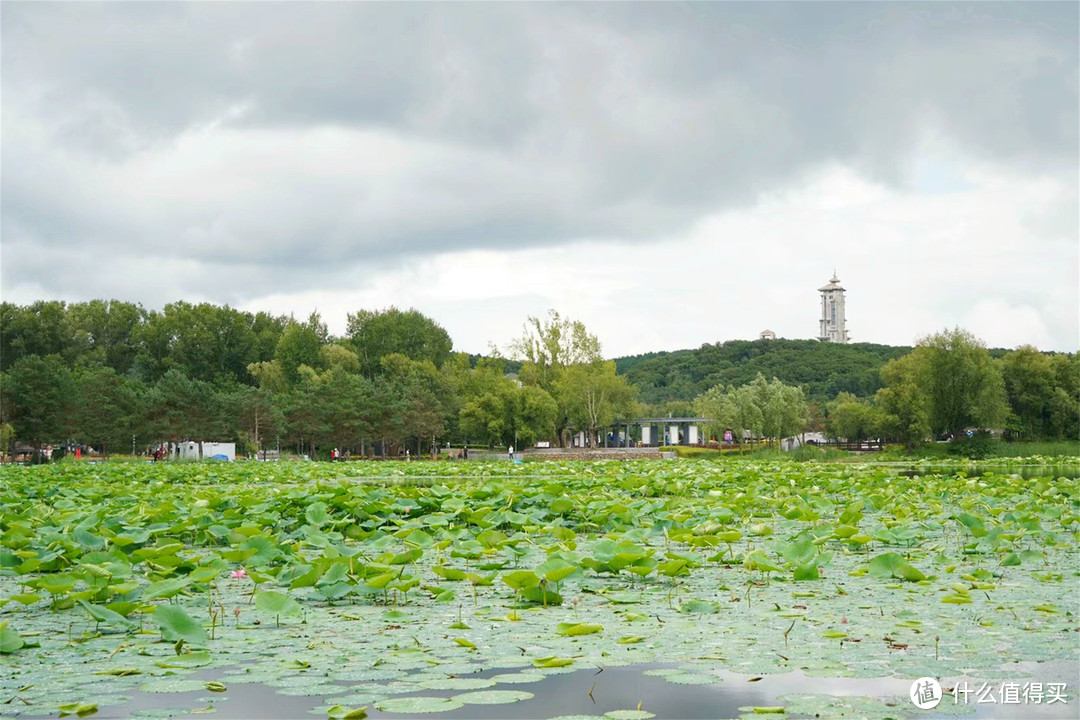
876,438,1080,462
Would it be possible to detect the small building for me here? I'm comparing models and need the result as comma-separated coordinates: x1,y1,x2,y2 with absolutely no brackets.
611,417,709,447
176,441,235,461
760,329,776,340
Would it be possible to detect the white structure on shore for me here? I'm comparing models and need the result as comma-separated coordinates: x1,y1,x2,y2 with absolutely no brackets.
817,272,849,343
175,441,235,461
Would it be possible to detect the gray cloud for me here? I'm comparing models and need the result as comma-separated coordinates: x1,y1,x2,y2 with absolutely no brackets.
2,2,1076,322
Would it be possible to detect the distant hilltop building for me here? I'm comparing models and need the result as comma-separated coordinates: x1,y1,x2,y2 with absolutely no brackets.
817,272,849,343
759,329,776,340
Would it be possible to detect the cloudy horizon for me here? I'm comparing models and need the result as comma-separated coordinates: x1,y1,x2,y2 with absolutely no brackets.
2,2,1076,357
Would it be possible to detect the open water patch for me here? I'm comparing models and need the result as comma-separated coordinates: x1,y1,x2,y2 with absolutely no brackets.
6,663,1075,719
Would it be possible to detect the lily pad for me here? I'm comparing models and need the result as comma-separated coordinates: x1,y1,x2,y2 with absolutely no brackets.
451,690,535,705
663,672,721,685
152,605,208,645
156,652,213,668
491,672,547,684
374,697,465,713
139,678,209,693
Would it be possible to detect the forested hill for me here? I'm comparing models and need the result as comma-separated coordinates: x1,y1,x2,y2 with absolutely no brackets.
614,339,912,404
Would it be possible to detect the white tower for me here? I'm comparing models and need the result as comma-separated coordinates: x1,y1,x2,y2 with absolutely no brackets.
817,272,849,343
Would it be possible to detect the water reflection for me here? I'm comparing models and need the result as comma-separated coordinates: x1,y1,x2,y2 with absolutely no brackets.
78,662,1076,720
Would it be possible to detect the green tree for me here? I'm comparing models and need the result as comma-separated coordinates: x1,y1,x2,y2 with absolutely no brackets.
1001,346,1055,439
693,375,808,446
380,354,455,454
459,387,512,448
510,310,602,391
650,400,695,418
509,310,605,445
321,368,375,453
250,311,287,366
1046,354,1080,441
693,384,741,440
283,371,332,458
999,346,1078,441
0,301,73,371
66,300,145,374
2,355,76,451
127,302,272,384
283,366,376,457
916,328,1008,437
0,422,14,462
275,315,326,385
457,361,520,448
515,385,559,447
366,375,408,456
247,360,289,395
223,385,284,456
72,365,146,457
145,369,223,445
346,307,453,377
555,361,637,447
320,343,361,373
826,392,884,442
738,374,809,445
458,380,559,449
130,309,175,382
875,352,930,448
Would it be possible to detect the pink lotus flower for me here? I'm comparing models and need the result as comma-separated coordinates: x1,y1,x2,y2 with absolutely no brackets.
230,568,248,579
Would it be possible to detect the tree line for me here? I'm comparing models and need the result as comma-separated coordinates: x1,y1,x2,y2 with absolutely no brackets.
0,302,637,458
824,329,1078,446
685,329,1077,448
1,300,1075,458
616,338,912,405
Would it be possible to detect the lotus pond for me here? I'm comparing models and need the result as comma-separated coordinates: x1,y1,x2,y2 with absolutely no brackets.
1,459,1077,719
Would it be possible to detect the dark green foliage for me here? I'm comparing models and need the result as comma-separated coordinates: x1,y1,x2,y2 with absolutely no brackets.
826,393,885,442
275,315,327,385
347,307,453,377
2,299,285,382
2,355,75,448
1,299,1075,455
468,353,521,375
917,328,1007,437
66,300,145,375
73,365,145,456
616,339,909,404
947,430,997,459
145,370,225,443
0,301,73,371
1002,347,1079,441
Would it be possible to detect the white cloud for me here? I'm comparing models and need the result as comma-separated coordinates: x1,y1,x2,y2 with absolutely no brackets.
234,161,1078,356
2,3,1076,356
963,300,1054,350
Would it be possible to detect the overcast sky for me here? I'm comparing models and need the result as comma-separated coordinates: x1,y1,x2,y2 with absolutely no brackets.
3,2,1076,356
